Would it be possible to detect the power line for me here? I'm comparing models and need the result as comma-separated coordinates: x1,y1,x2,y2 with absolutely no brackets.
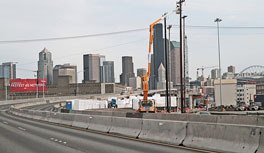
173,25,264,29
1,25,264,44
0,28,148,44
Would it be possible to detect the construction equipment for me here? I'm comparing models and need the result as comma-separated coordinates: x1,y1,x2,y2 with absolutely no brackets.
138,14,168,113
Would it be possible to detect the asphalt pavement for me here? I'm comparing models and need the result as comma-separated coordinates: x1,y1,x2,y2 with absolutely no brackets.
0,109,205,153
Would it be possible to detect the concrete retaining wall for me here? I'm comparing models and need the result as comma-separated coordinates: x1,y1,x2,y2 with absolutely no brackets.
138,119,187,145
256,128,264,153
183,122,260,153
60,113,74,126
72,114,90,129
88,115,112,132
109,117,142,137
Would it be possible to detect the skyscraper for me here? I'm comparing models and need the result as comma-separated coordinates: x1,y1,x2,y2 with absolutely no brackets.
38,48,53,84
170,41,181,86
150,23,165,89
99,55,106,83
137,68,147,77
120,56,135,85
83,54,101,83
157,63,166,89
53,64,77,84
102,61,115,83
211,68,220,79
0,62,16,79
228,65,235,74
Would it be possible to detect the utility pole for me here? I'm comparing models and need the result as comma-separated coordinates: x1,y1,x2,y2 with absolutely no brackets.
182,15,187,109
214,18,223,111
164,15,170,113
176,0,185,113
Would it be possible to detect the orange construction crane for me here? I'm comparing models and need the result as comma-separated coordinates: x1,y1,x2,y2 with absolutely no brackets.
138,13,168,113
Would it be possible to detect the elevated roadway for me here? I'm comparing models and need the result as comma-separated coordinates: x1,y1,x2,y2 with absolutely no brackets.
0,107,210,153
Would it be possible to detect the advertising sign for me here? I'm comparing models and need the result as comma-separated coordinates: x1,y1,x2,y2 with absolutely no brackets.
10,79,47,92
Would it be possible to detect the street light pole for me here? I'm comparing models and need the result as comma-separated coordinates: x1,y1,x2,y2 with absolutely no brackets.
182,15,187,110
164,15,170,113
214,18,223,109
177,0,185,113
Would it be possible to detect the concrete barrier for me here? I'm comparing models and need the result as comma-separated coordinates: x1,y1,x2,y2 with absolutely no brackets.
88,115,112,132
49,112,61,124
138,119,187,145
109,117,142,137
183,122,260,153
32,111,42,120
72,114,90,129
60,113,74,126
111,112,127,117
40,111,50,121
188,114,217,123
217,115,258,126
256,127,264,153
143,113,188,121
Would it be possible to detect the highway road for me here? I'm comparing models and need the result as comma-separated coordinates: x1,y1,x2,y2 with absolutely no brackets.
0,106,210,153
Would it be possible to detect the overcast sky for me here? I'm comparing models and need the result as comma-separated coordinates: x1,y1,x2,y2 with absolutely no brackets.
0,0,264,82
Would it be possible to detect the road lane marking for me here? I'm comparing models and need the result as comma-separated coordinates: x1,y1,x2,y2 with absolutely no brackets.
18,127,26,131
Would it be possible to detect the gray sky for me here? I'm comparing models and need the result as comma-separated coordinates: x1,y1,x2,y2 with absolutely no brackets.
0,0,264,82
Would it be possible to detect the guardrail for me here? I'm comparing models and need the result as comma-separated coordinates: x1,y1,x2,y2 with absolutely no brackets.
8,105,264,153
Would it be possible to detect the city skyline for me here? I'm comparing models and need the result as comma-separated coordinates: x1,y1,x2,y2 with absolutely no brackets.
0,0,263,82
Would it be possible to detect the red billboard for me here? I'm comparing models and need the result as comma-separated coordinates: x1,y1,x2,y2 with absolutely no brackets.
10,79,47,93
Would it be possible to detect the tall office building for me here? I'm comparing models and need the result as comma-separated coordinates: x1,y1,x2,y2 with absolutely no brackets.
150,23,165,89
157,63,166,89
99,55,106,83
137,68,147,77
211,68,220,79
102,61,115,83
38,48,53,84
83,54,101,83
228,65,235,74
170,41,181,86
0,62,16,79
120,56,135,86
53,64,77,84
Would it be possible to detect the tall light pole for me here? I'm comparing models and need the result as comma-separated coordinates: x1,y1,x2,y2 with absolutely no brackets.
214,18,223,109
177,0,185,113
164,14,170,113
182,15,187,109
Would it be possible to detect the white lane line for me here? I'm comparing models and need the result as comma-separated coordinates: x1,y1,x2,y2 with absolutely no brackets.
18,127,26,131
50,137,67,145
3,121,8,124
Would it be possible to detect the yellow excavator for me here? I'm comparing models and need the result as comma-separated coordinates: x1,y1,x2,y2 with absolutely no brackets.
138,14,168,113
